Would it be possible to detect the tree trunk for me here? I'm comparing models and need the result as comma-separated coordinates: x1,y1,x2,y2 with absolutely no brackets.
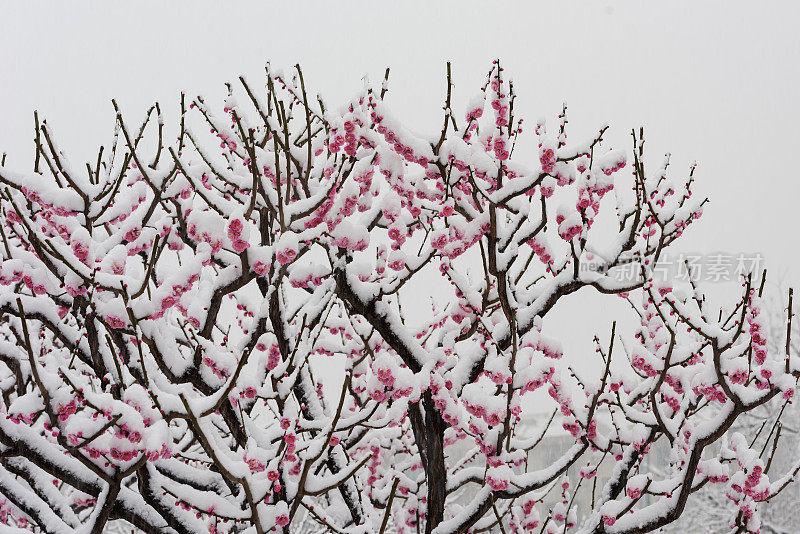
422,391,447,534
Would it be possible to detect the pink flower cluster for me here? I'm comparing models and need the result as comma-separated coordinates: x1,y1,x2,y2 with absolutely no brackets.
372,118,429,168
202,356,230,379
463,398,505,428
631,353,659,377
57,399,78,421
105,315,127,329
491,136,509,161
329,119,363,157
693,383,727,403
227,217,249,253
150,276,198,320
256,342,281,371
601,153,627,176
746,292,768,365
555,211,582,242
486,473,509,492
526,236,554,270
245,456,266,473
289,271,325,289
331,232,368,252
540,147,556,174
490,64,509,130
187,218,224,255
276,244,297,265
21,273,47,295
71,239,90,265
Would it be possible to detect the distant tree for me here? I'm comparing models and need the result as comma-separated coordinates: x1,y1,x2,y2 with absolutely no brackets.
0,61,795,534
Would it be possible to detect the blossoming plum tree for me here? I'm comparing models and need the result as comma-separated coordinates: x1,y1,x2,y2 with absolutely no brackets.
0,61,796,534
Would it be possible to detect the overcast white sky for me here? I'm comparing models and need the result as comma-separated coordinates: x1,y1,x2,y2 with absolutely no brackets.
1,1,798,362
